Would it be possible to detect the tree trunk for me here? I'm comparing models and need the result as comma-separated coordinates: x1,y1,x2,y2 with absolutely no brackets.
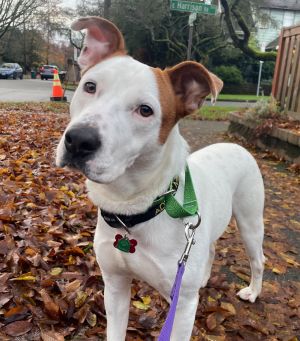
220,0,277,61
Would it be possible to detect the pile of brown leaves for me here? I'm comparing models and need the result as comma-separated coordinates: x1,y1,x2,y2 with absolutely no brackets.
0,105,299,340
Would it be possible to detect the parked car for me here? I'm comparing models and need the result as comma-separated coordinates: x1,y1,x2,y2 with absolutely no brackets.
39,65,59,80
0,63,23,79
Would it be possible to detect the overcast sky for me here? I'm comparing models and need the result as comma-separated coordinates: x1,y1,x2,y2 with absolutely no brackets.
62,0,77,8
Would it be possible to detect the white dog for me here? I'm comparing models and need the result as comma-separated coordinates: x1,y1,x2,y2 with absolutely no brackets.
56,17,265,341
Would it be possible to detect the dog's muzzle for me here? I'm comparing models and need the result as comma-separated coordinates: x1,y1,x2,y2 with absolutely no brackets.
63,125,101,168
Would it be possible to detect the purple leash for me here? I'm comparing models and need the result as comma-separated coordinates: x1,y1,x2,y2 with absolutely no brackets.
158,262,185,340
158,213,201,340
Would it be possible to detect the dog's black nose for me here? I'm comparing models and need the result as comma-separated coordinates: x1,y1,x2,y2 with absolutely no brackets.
64,126,101,157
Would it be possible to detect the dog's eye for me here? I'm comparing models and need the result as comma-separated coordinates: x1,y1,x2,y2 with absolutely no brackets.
84,82,97,94
138,105,153,117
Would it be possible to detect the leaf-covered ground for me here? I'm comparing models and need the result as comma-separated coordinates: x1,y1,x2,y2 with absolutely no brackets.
0,105,299,340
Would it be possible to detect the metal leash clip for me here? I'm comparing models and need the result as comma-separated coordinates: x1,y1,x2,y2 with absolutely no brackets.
178,212,201,265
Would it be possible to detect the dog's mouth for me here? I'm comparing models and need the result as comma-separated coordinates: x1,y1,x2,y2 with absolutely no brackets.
60,157,90,176
57,144,137,185
59,156,111,184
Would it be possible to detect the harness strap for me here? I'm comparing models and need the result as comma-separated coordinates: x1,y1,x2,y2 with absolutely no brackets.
165,165,198,218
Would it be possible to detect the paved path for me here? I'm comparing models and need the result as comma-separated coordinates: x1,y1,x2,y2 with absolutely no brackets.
179,119,229,150
0,79,73,102
0,79,254,108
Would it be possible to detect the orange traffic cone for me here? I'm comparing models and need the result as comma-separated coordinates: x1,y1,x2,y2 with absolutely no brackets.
50,69,67,101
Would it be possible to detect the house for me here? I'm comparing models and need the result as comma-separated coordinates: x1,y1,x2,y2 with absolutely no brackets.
257,0,300,50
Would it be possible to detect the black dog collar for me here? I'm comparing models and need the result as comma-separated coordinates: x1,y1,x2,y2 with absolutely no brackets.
101,177,179,229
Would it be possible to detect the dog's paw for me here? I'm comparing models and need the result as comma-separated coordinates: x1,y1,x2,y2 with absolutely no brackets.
237,287,259,303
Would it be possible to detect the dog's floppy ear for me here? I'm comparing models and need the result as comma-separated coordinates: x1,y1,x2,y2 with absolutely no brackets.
166,61,223,118
72,16,126,71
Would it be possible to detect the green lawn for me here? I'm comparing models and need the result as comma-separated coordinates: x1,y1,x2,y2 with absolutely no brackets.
197,106,243,120
216,94,270,101
64,83,78,91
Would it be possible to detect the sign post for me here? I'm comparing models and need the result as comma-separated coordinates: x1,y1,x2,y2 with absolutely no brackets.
256,43,266,97
187,13,197,60
170,0,219,60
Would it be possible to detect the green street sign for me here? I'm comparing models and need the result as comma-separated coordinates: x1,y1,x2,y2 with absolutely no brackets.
170,0,217,15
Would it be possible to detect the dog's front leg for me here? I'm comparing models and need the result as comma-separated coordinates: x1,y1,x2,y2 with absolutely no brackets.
102,273,132,341
170,291,199,341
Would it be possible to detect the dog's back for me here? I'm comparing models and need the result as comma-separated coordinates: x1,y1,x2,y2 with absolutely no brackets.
189,143,265,303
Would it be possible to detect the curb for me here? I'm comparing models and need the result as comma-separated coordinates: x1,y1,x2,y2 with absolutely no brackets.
228,112,300,165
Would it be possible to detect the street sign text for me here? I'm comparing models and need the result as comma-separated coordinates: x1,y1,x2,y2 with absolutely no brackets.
170,0,217,15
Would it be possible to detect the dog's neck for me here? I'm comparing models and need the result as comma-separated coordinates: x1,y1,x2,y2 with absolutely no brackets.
86,125,189,215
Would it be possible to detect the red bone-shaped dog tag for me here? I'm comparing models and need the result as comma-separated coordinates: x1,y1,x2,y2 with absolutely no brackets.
113,234,137,253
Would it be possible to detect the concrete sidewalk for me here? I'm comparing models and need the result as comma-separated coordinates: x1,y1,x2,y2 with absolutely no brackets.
0,79,73,102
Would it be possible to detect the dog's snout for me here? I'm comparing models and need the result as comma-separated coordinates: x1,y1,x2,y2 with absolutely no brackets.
64,126,101,157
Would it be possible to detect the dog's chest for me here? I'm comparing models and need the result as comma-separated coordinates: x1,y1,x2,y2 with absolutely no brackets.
93,213,187,297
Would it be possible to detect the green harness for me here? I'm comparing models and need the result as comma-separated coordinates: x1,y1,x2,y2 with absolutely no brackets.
164,165,198,218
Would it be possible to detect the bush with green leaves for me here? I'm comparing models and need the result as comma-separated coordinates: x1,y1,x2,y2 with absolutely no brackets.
214,65,244,85
245,97,285,122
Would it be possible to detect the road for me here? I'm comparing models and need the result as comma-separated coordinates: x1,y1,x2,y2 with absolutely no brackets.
0,79,253,107
0,79,74,102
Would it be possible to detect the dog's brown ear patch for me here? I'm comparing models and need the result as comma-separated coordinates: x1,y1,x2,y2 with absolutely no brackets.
153,62,222,144
166,61,223,119
153,68,177,144
72,16,126,71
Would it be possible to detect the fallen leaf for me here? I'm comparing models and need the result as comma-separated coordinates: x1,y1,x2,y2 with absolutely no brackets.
65,279,81,293
65,246,85,257
2,320,32,336
141,296,151,305
50,267,63,276
4,305,26,318
40,289,60,320
132,300,150,311
11,273,36,281
73,303,89,323
206,313,217,331
0,293,12,308
206,336,226,341
41,330,65,341
220,302,236,316
272,264,286,274
208,296,216,303
86,311,97,327
24,247,37,257
75,291,88,308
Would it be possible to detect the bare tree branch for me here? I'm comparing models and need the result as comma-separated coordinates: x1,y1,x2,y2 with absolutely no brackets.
147,25,185,59
0,0,41,40
220,0,277,61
